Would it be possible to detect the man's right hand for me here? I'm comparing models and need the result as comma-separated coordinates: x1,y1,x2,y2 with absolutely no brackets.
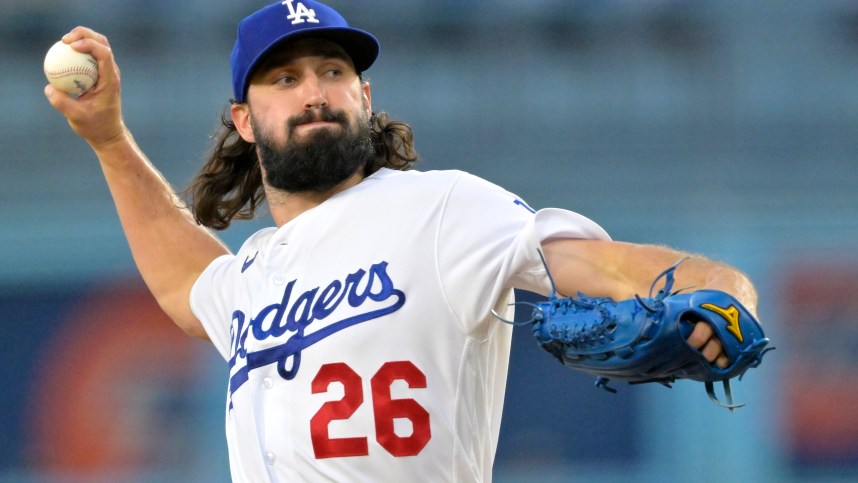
44,27,127,150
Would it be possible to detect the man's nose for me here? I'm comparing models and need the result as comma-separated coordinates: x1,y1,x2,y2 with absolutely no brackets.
302,75,328,110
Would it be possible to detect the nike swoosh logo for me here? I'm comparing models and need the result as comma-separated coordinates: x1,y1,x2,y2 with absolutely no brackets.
241,251,258,273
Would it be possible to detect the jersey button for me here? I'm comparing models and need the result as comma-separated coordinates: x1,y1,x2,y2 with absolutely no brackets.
263,377,273,389
272,274,286,285
265,451,276,465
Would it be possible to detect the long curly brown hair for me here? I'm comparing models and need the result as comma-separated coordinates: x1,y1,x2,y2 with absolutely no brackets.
186,109,418,230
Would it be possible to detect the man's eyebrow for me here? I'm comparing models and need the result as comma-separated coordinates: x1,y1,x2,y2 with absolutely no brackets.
257,46,354,73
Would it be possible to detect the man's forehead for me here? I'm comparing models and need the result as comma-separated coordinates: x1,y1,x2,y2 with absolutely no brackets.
256,38,355,72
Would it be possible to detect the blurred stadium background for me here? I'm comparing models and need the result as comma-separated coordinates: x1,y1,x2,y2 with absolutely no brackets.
1,0,857,481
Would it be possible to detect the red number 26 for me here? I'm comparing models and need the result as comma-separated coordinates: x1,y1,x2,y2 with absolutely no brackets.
310,361,431,459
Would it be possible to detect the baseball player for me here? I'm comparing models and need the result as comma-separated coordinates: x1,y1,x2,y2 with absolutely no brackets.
45,1,759,481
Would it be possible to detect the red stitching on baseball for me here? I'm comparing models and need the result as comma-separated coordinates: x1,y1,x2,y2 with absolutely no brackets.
45,66,97,79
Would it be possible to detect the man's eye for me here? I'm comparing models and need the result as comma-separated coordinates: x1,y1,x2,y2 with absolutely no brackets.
275,75,296,85
325,69,343,78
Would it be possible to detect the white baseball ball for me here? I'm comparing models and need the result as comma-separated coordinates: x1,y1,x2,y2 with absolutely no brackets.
44,41,99,95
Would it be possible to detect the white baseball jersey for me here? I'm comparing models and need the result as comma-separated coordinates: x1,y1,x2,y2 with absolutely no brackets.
190,168,610,482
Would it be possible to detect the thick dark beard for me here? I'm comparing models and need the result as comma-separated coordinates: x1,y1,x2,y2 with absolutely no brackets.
254,108,375,193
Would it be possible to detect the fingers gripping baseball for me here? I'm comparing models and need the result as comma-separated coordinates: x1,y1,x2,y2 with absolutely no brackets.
44,27,126,149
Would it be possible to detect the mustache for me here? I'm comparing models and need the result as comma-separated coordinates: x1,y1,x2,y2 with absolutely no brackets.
287,108,349,135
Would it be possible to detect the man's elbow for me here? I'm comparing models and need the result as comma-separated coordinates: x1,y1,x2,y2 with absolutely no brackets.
174,317,211,341
154,289,211,341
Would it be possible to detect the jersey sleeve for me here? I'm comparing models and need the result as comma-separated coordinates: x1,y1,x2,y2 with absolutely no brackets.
189,227,276,361
190,254,238,361
436,172,610,334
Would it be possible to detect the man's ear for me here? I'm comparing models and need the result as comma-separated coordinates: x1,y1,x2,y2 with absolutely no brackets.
231,103,256,143
361,81,372,117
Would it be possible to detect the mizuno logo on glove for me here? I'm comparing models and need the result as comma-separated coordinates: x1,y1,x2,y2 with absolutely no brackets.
700,303,743,343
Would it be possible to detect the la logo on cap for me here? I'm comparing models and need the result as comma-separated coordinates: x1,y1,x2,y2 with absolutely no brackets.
282,0,320,25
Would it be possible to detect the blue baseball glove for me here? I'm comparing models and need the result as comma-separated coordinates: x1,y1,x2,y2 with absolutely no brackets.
499,254,774,410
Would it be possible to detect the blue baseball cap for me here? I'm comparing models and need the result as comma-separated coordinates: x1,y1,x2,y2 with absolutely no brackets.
230,0,380,103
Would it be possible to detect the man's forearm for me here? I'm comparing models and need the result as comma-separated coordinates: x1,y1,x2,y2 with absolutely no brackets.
94,129,229,337
542,238,758,314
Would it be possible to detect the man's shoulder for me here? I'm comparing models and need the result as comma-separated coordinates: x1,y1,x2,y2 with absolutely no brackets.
369,167,480,188
365,169,520,208
235,227,278,257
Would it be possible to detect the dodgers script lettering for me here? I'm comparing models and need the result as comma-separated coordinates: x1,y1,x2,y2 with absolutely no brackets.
227,261,406,399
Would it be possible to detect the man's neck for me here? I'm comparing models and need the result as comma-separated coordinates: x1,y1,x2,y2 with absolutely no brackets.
267,170,366,226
